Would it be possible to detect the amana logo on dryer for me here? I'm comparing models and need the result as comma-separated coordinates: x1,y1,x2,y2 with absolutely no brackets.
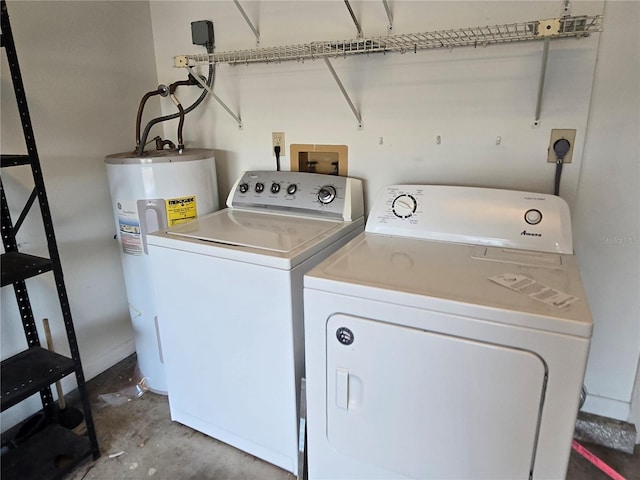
521,230,542,237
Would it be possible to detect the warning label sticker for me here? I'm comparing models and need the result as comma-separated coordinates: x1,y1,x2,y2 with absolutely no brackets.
166,196,197,227
489,273,580,309
116,200,143,256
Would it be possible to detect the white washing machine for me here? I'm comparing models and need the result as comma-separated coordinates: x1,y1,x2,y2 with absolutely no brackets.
303,185,592,480
146,170,364,475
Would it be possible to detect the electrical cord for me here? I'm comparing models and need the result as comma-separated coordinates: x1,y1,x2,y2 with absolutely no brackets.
274,145,281,171
553,138,571,196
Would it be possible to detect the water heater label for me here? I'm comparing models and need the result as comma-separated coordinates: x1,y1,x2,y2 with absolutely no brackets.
117,200,143,255
166,196,197,227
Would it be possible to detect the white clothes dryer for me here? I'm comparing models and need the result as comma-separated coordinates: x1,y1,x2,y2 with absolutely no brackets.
303,185,592,480
147,171,364,475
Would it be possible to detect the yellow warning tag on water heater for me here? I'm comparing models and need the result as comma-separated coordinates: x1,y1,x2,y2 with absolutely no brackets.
166,196,197,227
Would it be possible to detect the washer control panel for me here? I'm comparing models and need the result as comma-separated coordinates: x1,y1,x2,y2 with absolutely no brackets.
367,185,573,254
228,171,364,221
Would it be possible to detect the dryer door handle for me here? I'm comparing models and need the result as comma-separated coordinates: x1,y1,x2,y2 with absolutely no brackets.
336,368,349,410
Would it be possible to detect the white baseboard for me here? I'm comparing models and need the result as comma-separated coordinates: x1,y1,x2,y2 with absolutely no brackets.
82,337,136,381
582,393,631,422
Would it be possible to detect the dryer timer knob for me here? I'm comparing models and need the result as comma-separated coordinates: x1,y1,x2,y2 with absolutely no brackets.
392,194,417,219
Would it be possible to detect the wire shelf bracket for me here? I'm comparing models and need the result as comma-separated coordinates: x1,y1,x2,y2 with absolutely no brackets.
344,1,363,39
174,15,602,129
534,37,551,126
187,66,243,129
382,0,393,33
234,0,260,47
324,57,363,130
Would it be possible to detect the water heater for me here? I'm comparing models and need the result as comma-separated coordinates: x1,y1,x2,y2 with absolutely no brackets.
105,148,219,393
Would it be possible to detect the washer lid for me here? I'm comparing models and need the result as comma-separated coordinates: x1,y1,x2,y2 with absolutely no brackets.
165,209,344,253
148,209,364,269
305,233,592,337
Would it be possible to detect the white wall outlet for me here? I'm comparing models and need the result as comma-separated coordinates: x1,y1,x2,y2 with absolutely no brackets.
547,129,576,163
272,132,285,156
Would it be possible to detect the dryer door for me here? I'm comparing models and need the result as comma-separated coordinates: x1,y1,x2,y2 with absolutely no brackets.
326,314,547,479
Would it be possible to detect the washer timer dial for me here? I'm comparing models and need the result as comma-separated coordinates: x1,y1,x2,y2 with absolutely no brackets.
392,194,417,218
317,185,337,204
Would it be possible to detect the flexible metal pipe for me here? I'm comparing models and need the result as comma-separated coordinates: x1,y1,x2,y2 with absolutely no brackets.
136,63,214,157
135,85,168,149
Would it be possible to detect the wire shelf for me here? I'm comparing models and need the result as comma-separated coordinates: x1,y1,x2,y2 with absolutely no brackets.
174,15,602,67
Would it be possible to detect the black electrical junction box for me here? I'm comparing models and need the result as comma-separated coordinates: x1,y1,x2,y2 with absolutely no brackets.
191,20,214,49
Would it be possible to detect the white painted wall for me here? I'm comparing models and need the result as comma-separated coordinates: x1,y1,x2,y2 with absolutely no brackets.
632,360,640,442
149,1,603,209
573,0,640,429
148,0,638,429
1,1,158,430
1,0,637,439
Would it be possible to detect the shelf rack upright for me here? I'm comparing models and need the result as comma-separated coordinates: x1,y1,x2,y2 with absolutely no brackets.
1,1,100,478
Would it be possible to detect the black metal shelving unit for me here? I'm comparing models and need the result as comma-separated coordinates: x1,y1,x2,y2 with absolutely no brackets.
1,1,100,478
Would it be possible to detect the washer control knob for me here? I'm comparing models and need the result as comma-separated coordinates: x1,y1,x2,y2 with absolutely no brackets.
270,183,281,194
239,183,249,194
317,185,337,204
255,182,265,193
286,184,298,195
392,194,417,218
524,209,543,225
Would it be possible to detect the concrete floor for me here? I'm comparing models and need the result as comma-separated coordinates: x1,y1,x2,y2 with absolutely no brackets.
65,355,639,480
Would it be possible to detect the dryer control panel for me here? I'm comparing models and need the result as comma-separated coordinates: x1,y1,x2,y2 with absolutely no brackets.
228,171,364,222
367,185,573,254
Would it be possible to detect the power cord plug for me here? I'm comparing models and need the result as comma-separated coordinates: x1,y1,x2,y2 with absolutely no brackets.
553,138,571,163
553,138,571,196
274,145,281,171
